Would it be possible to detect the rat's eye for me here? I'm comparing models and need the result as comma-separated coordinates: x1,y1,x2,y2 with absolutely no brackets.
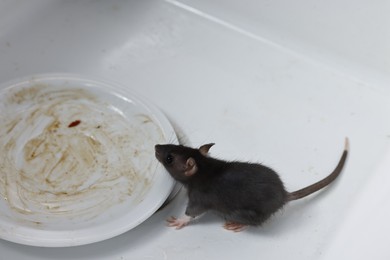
165,154,174,164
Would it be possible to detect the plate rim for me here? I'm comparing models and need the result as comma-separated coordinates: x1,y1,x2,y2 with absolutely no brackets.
0,73,177,247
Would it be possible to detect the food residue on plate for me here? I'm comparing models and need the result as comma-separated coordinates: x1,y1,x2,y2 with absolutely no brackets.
0,84,165,226
68,120,81,128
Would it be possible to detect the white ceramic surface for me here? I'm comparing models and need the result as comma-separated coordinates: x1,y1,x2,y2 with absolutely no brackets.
0,74,176,247
0,0,389,259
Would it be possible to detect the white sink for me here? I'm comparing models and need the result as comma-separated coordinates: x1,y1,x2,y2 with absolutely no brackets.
0,0,389,259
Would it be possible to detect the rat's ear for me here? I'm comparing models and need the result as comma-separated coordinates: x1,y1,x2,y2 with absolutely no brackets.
184,158,198,176
199,143,215,156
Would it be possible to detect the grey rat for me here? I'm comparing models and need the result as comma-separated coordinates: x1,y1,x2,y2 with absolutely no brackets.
155,138,348,232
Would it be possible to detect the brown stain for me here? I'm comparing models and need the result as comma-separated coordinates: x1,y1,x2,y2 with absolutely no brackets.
6,119,19,134
24,137,45,161
8,85,45,104
68,120,81,128
47,121,61,132
136,114,153,124
0,84,166,226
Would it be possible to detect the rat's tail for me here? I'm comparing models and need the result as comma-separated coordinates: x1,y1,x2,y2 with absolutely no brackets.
287,138,349,201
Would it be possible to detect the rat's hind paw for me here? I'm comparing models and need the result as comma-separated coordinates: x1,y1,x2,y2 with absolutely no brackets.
223,221,247,232
166,215,192,229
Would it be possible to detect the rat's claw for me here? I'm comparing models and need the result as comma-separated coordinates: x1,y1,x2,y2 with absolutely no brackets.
166,216,177,223
166,216,181,228
223,222,247,232
166,215,192,229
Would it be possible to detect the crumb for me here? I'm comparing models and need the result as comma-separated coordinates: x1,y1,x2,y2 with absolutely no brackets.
68,120,81,128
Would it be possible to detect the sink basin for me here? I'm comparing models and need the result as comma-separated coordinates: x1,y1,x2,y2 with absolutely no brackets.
0,0,389,259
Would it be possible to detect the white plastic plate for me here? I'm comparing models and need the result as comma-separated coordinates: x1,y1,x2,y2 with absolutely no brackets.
0,74,177,247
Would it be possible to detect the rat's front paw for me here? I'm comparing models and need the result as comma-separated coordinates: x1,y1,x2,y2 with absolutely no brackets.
166,215,192,229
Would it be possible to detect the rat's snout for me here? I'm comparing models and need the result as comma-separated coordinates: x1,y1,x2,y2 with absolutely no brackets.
155,145,163,161
154,144,162,153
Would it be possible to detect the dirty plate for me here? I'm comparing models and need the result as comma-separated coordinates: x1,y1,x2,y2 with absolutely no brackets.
0,74,177,247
